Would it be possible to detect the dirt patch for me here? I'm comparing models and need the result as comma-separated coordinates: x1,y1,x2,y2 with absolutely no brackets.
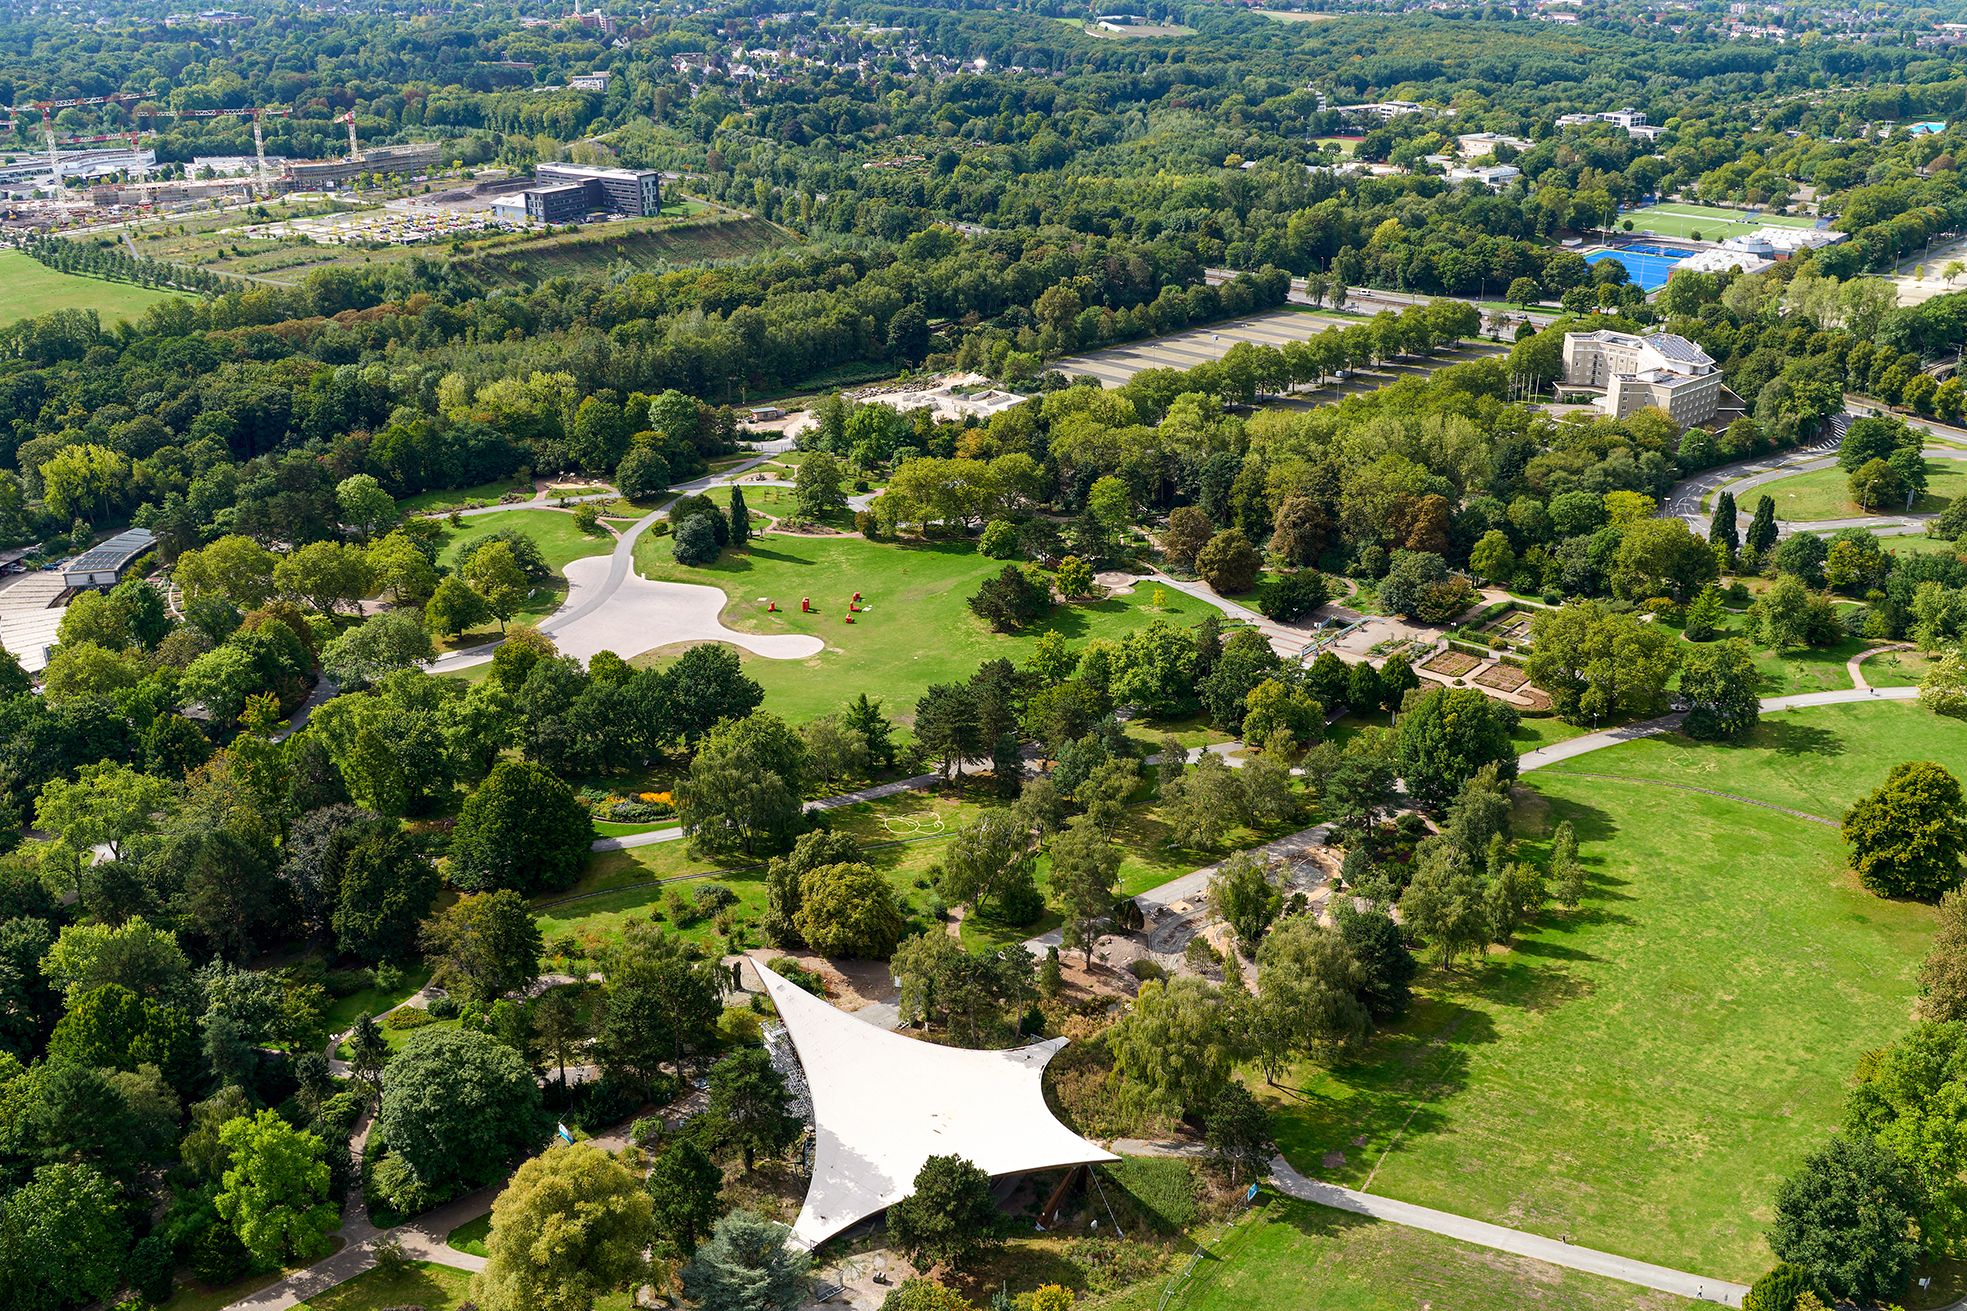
1475,662,1529,693
1422,650,1479,677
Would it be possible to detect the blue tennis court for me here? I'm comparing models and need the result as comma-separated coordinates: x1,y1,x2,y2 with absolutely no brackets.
1583,245,1688,292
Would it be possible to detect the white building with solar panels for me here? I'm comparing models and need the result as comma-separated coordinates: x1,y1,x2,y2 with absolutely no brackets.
1562,330,1722,427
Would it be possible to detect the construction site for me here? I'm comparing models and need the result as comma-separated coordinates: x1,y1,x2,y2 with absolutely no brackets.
0,93,444,232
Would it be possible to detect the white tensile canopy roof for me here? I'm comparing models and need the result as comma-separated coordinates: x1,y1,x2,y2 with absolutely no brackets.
757,963,1118,1249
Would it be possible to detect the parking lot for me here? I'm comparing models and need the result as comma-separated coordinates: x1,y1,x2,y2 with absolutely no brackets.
1051,308,1508,399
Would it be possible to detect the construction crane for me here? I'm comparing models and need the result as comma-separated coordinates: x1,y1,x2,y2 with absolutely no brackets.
174,106,291,196
333,110,360,164
24,92,147,177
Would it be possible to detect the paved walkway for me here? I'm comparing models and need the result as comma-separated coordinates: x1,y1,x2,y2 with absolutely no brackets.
1515,685,1917,774
1848,642,1914,691
426,450,815,675
1268,1158,1749,1307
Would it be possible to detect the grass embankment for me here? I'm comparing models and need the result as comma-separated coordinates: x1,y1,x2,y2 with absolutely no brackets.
1744,458,1967,521
1261,701,1961,1281
430,508,615,641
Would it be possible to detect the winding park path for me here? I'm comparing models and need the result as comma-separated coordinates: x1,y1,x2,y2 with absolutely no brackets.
423,446,824,674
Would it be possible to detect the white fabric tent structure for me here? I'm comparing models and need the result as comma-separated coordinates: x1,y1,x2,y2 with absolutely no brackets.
757,963,1118,1249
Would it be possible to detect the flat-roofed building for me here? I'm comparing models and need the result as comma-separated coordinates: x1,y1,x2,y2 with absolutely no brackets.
61,527,156,590
1563,330,1721,427
532,162,661,216
284,143,442,190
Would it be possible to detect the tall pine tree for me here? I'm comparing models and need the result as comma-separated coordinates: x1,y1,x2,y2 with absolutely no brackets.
728,486,752,547
1744,494,1779,557
1709,490,1739,558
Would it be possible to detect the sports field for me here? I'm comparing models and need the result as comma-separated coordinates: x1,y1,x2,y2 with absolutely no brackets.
1584,244,1687,292
1623,203,1818,242
1263,700,1958,1281
0,248,181,327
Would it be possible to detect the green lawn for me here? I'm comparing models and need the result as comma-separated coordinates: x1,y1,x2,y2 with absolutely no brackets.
431,508,616,638
1263,701,1961,1281
435,508,615,574
0,248,183,327
1663,610,1860,697
1860,647,1935,688
294,1263,475,1311
320,964,433,1034
1623,204,1818,241
446,1215,491,1258
1737,458,1967,521
400,479,533,514
1169,1198,1695,1311
631,530,1221,726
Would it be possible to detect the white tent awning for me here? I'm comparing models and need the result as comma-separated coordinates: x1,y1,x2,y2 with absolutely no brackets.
757,962,1117,1248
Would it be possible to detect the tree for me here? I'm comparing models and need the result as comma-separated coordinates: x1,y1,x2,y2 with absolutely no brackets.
34,761,175,864
1335,901,1418,1021
680,1212,810,1311
450,760,593,895
1745,495,1779,557
321,611,433,690
1049,816,1120,965
1743,1264,1830,1311
0,1163,129,1309
475,1142,654,1311
48,982,197,1086
1525,601,1680,726
937,809,1039,923
616,446,672,500
1681,638,1761,740
1399,846,1491,967
727,485,752,546
1395,687,1518,808
462,541,529,630
968,564,1052,633
1611,518,1718,603
1845,1021,1967,1250
1767,1133,1923,1303
1843,761,1966,899
349,1012,388,1092
1109,975,1237,1117
646,1138,723,1257
708,1047,798,1173
425,573,489,638
1209,852,1282,957
422,890,544,1002
376,1027,546,1201
1163,750,1247,851
1920,649,1967,719
333,828,440,963
1377,550,1473,623
1253,916,1370,1076
1850,458,1904,512
793,863,906,958
794,450,849,523
1163,506,1214,571
1549,819,1587,908
1711,491,1740,559
1684,585,1726,642
336,473,397,540
175,534,278,610
887,1155,1005,1271
1468,530,1516,584
1196,528,1262,594
1203,1082,1271,1183
891,934,1036,1047
677,711,810,856
1919,890,1967,1023
214,1110,340,1268
597,924,724,1082
1751,577,1840,652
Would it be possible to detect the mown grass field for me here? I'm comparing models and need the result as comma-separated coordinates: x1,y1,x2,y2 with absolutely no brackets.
1623,203,1819,242
631,529,1223,725
0,249,181,327
1743,458,1967,521
1262,701,1959,1281
431,507,615,639
1167,1199,1696,1311
1658,608,1863,698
